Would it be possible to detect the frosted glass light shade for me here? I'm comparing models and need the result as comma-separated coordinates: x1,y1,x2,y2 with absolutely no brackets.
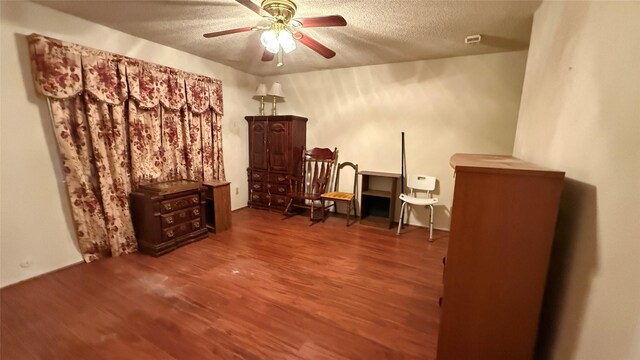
254,83,267,97
260,30,280,54
268,82,284,98
278,31,296,54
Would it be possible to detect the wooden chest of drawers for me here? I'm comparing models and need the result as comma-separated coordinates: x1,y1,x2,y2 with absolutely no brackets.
130,180,208,256
247,170,294,210
437,154,565,359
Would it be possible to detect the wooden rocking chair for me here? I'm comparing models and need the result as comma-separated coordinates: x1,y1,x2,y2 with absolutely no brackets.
284,147,338,221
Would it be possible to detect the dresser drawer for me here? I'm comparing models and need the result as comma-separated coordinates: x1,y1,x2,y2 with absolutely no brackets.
250,181,266,192
269,194,288,208
249,191,269,207
270,173,288,184
163,219,202,242
161,207,200,227
250,171,268,182
161,194,199,213
267,183,288,195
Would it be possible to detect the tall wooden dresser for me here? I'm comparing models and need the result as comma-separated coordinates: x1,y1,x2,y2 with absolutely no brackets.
245,115,307,211
130,180,208,256
437,154,564,360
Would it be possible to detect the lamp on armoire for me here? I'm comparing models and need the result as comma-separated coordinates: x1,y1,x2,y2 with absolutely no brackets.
267,82,284,115
253,83,267,115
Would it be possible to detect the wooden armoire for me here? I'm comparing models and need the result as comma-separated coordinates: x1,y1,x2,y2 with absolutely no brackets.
437,154,565,360
245,115,307,211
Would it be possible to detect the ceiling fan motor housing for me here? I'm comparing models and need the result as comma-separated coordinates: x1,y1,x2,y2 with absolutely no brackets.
261,0,297,24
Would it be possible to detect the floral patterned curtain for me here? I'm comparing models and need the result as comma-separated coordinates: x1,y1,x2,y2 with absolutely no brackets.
28,34,225,262
211,111,226,181
185,78,226,182
127,64,165,185
160,72,189,182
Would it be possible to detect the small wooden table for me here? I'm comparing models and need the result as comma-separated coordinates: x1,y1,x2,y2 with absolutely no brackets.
202,180,232,233
358,171,401,229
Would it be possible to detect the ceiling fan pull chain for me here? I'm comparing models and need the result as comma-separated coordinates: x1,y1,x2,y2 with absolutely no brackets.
277,49,284,67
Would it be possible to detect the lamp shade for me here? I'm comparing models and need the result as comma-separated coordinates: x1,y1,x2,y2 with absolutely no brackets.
254,83,267,97
268,82,284,98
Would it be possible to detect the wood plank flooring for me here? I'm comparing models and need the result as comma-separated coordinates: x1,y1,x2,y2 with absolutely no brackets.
1,208,448,359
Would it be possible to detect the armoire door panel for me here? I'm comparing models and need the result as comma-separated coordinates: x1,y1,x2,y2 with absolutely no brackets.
250,121,268,170
268,121,289,173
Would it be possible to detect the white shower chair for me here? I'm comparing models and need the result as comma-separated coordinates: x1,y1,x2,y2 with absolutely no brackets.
396,175,438,240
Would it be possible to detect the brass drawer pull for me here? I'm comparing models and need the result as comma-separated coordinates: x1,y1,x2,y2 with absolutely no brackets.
192,209,199,216
253,184,261,190
179,212,187,219
277,198,285,204
252,194,260,200
164,203,172,211
278,187,285,192
193,221,200,229
166,230,174,238
277,176,285,182
166,217,174,224
191,197,198,204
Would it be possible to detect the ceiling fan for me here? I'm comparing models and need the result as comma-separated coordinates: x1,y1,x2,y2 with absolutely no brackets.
203,0,347,67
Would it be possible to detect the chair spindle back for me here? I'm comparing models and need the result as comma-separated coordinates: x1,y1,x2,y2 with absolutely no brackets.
300,147,338,196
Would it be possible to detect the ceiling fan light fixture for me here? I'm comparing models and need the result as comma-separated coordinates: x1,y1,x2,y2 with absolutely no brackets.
203,0,346,66
260,30,280,53
278,30,296,53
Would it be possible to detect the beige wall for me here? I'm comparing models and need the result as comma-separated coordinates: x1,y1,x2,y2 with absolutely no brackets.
0,1,257,287
265,51,528,230
513,1,640,359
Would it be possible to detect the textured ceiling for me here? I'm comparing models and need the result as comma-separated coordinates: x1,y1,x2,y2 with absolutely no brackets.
35,0,541,76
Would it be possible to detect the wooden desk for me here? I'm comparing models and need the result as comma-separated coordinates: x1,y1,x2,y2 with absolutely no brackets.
358,171,401,229
202,180,232,233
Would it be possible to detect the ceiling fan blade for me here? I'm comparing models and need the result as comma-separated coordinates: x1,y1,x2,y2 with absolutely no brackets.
203,26,254,38
261,50,275,62
297,33,336,59
297,15,347,28
236,0,269,17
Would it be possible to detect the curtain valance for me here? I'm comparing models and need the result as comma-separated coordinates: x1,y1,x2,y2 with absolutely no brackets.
28,34,224,115
127,65,188,110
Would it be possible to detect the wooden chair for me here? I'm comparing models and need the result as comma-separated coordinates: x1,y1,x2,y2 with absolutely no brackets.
284,147,338,222
321,162,358,226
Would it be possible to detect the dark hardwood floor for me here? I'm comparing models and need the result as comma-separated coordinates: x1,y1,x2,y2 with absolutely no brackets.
1,208,448,360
